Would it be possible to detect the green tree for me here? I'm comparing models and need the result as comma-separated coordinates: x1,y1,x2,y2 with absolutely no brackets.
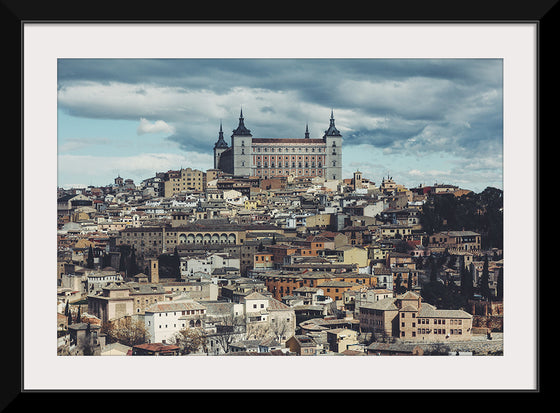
419,187,503,250
395,274,406,294
395,240,413,254
428,255,438,282
479,255,491,300
173,247,181,280
460,258,474,300
407,272,413,291
118,245,132,272
421,281,466,310
86,245,94,269
128,246,138,276
496,267,504,300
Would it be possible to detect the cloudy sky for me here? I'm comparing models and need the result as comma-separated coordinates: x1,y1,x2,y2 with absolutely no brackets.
57,58,503,193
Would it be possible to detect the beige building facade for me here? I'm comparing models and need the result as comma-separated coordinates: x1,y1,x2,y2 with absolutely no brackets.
164,167,206,197
429,231,481,253
87,284,134,324
359,291,473,342
117,223,283,255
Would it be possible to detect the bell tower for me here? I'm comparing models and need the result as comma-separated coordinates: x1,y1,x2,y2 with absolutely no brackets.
147,257,159,284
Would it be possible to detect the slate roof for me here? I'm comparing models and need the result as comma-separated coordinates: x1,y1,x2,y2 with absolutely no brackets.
145,301,206,313
360,297,399,311
316,280,357,288
418,303,472,319
366,342,422,353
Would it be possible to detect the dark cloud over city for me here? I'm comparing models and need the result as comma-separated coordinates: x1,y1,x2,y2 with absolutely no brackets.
57,58,503,192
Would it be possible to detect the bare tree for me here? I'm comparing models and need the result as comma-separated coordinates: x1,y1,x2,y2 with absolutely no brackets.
246,322,270,341
212,314,246,354
170,327,206,355
269,315,293,343
103,317,150,347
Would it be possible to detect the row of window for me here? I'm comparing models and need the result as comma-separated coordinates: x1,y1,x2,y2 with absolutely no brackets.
250,146,328,153
256,169,323,176
400,328,464,338
417,318,463,325
157,310,204,316
256,155,324,160
257,161,322,168
147,320,202,329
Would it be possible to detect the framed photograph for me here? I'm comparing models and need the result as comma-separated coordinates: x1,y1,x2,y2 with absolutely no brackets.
17,5,547,399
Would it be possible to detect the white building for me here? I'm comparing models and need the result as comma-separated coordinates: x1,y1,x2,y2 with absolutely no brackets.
144,300,206,344
242,292,296,345
180,252,240,278
86,270,124,294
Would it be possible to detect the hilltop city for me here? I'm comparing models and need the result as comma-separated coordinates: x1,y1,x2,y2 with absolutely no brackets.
57,112,503,356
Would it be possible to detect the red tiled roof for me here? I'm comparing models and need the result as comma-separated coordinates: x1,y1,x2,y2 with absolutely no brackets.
133,343,179,352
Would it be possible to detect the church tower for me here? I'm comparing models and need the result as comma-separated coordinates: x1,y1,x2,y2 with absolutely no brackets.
147,257,159,284
323,110,343,180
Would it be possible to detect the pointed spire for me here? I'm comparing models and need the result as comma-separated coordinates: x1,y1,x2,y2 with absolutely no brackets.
232,107,251,136
214,120,228,149
305,123,310,139
324,109,341,136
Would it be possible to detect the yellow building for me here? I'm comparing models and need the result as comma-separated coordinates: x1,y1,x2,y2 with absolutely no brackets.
337,245,369,268
305,213,332,230
378,224,413,239
367,244,392,261
244,200,258,210
164,168,206,196
326,328,359,353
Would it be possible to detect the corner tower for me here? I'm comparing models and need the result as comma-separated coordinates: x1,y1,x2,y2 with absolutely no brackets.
323,110,343,180
231,109,253,176
213,121,229,169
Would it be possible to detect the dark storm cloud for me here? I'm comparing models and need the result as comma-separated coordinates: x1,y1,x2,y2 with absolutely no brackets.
58,58,502,158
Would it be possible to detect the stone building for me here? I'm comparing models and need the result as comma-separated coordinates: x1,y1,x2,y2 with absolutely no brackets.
163,167,206,197
214,109,342,180
116,222,283,255
359,291,473,342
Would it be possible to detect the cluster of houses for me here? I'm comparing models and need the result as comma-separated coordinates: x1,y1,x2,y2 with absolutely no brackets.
57,169,503,356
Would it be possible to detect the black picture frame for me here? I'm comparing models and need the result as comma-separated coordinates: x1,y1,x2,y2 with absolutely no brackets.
13,0,550,406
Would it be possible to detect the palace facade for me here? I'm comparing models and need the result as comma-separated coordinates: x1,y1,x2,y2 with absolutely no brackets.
214,109,342,180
